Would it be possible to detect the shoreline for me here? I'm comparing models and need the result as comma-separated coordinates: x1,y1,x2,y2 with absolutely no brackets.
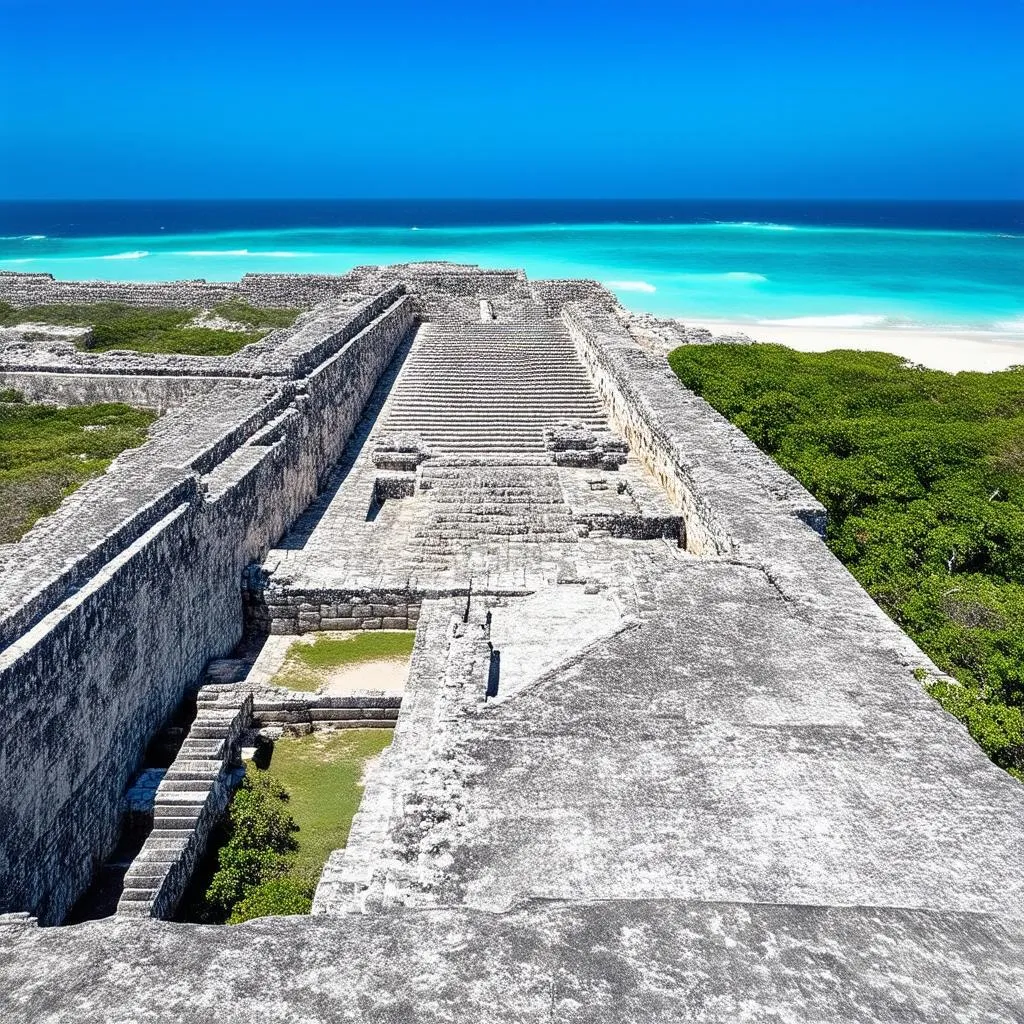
681,318,1024,373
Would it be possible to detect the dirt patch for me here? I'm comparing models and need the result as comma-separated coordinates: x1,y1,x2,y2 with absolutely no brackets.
321,658,410,694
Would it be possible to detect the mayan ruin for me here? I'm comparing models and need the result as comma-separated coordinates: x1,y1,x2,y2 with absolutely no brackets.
0,263,1022,1021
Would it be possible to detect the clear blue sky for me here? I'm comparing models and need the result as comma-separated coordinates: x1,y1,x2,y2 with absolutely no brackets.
1,0,1021,199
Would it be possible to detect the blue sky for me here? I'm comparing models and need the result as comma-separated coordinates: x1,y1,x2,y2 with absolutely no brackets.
1,0,1021,199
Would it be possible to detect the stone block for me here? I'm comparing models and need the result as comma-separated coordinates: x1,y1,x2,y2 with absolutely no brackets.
321,617,360,630
361,618,383,629
382,616,407,629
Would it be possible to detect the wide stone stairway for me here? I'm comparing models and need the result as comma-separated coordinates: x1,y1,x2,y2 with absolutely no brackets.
410,461,579,572
383,314,608,454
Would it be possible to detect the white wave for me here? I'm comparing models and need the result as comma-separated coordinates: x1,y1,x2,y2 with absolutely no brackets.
994,318,1024,333
179,248,300,257
100,250,149,260
714,221,796,231
23,235,46,240
722,271,767,282
181,249,252,256
759,314,888,328
605,279,657,293
672,271,767,283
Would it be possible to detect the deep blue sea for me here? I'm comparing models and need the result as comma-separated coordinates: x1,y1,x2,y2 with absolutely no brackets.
1,200,1021,331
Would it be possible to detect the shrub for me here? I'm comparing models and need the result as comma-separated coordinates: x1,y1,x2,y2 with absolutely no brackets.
229,877,314,924
212,300,299,329
0,400,155,541
201,765,300,921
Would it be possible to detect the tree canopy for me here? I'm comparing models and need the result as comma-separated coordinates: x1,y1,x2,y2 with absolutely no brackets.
669,343,1024,780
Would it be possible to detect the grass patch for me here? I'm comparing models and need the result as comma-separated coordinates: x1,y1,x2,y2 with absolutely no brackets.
0,299,298,356
0,392,156,541
179,729,392,924
273,631,415,692
211,300,299,329
265,729,393,887
669,343,1024,780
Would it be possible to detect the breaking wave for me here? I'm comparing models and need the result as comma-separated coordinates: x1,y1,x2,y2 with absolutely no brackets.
722,271,768,282
100,250,149,260
605,280,657,293
713,221,797,231
759,314,889,328
179,249,301,257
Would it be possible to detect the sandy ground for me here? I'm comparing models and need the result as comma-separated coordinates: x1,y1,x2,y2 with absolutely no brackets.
320,659,410,694
246,634,410,694
683,319,1024,373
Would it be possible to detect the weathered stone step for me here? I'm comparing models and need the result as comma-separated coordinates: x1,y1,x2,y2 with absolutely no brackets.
118,887,159,903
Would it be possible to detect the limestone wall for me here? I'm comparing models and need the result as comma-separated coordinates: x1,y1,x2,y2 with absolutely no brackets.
0,285,404,381
0,371,224,411
0,270,364,311
0,292,416,924
562,302,827,554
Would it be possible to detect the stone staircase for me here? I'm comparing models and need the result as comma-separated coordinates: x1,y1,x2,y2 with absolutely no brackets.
116,689,252,920
411,461,578,570
383,315,608,455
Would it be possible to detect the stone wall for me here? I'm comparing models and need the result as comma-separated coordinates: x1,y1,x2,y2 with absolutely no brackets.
246,584,422,636
0,291,416,924
0,284,404,380
0,371,225,411
0,270,364,311
562,302,827,554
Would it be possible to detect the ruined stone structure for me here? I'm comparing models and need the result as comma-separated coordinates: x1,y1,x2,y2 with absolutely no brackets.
0,265,1022,1022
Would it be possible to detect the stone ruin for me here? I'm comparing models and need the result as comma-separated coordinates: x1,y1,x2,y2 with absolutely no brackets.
0,263,1022,1021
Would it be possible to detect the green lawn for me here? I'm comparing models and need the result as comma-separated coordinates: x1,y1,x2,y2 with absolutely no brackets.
669,342,1024,781
0,392,156,542
0,299,298,356
264,729,394,885
273,631,416,692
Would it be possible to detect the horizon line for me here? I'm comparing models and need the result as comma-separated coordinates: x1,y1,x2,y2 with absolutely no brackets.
2,196,1023,204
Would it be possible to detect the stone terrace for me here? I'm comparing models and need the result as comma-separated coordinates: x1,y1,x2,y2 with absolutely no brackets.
0,265,1022,1023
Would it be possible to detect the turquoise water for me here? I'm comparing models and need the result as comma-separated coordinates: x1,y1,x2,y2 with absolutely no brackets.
2,219,1022,332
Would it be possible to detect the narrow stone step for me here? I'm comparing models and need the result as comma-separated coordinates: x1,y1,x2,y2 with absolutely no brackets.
119,887,160,902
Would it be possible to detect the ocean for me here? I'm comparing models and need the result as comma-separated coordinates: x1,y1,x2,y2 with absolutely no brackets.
0,200,1021,332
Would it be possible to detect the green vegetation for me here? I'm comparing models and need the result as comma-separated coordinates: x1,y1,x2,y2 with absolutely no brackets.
210,300,299,329
273,631,416,692
183,730,391,924
201,767,307,924
668,343,1024,781
0,391,156,542
0,299,298,356
264,729,393,886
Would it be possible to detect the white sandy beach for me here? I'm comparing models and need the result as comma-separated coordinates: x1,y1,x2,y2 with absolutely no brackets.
684,319,1024,373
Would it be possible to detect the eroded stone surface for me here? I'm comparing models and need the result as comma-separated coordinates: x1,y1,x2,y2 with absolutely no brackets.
0,264,1021,1021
